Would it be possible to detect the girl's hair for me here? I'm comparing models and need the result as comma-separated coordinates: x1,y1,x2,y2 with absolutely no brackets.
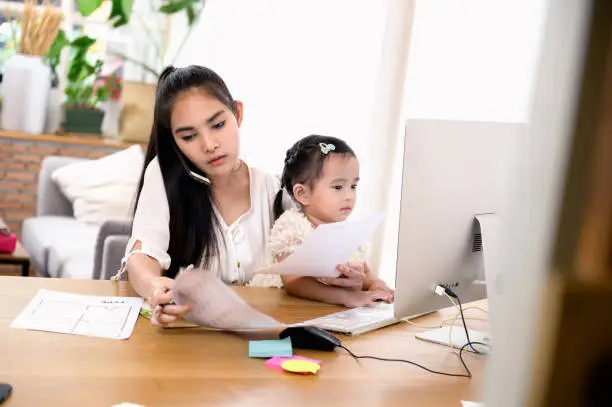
273,134,355,220
134,65,237,278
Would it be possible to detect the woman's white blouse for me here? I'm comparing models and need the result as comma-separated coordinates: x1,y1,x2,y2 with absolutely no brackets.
125,157,290,285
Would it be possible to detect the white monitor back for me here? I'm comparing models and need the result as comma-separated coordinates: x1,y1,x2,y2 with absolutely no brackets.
394,119,525,320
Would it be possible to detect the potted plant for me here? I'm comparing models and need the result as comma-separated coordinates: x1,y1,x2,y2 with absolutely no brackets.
61,35,112,134
46,30,114,134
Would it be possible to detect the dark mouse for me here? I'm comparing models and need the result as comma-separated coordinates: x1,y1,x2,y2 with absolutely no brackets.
279,326,342,351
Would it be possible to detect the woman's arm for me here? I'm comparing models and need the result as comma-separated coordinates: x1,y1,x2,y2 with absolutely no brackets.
124,157,171,294
126,241,163,300
127,240,191,327
123,158,191,326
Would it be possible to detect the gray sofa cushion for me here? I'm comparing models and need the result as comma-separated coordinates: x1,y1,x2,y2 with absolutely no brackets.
48,248,96,279
21,216,100,278
37,156,85,217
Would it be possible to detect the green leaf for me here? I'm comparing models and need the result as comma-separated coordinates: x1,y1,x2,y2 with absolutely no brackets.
67,60,84,82
45,29,69,71
159,0,198,14
83,61,96,76
46,29,69,60
71,35,97,50
96,86,110,103
93,59,104,74
109,0,134,27
186,5,195,25
77,0,104,17
81,85,94,105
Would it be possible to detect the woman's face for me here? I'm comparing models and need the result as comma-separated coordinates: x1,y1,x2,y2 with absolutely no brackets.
170,89,243,179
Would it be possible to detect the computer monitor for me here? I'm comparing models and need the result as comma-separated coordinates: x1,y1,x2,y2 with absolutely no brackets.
393,119,525,321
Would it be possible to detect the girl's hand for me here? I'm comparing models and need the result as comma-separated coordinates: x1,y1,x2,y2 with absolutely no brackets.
148,277,192,327
342,290,391,308
368,279,395,302
318,261,366,291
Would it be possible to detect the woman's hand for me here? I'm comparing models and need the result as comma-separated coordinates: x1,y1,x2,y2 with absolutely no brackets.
148,277,192,327
318,261,366,291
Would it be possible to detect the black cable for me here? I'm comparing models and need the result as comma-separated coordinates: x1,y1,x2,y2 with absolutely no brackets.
444,287,481,354
339,341,489,379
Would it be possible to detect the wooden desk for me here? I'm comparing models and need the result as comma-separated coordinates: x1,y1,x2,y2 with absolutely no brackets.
0,277,487,407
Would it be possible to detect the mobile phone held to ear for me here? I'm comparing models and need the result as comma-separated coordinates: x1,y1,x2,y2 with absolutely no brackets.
0,383,12,404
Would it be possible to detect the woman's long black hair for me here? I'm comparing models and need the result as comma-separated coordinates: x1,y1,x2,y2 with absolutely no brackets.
134,65,238,278
273,135,355,220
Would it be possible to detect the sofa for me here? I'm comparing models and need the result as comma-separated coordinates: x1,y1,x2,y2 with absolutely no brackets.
21,156,132,280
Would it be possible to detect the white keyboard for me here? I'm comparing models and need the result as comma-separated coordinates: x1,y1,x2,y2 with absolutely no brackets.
303,303,399,336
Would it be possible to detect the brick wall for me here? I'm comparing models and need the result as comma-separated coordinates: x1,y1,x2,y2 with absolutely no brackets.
0,133,137,237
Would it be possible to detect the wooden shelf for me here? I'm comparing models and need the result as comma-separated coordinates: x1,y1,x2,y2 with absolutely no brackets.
0,129,146,148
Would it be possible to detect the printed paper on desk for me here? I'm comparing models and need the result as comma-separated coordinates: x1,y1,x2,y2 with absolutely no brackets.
262,212,385,278
10,289,143,339
172,270,283,330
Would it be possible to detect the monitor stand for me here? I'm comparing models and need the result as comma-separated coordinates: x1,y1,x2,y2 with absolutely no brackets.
415,214,501,352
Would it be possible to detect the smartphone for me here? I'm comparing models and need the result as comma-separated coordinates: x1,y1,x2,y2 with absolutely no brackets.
0,384,12,404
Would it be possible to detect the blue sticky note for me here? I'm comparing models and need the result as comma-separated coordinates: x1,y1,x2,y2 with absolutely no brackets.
249,337,293,358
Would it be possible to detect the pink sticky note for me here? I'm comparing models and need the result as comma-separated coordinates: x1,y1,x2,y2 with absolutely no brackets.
265,356,322,371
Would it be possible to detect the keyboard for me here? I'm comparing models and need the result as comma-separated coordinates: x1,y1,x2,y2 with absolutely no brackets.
302,303,399,336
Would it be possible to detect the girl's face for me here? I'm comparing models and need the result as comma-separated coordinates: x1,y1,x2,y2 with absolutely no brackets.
294,154,360,225
170,89,243,180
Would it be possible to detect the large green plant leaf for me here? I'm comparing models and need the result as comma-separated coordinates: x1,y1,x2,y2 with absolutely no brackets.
45,29,69,71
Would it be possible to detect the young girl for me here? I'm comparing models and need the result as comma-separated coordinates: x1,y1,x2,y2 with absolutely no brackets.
253,135,394,308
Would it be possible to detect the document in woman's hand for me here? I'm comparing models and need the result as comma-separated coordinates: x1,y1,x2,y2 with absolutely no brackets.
172,270,283,331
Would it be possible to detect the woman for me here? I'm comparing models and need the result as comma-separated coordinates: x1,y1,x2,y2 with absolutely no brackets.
115,65,366,327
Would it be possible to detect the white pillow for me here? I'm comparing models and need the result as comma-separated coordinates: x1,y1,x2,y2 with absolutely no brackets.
51,145,145,225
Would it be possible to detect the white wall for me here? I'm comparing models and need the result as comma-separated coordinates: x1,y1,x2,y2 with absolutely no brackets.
169,0,388,188
403,0,546,122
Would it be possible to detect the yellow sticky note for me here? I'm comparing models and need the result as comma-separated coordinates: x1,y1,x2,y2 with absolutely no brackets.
281,359,321,375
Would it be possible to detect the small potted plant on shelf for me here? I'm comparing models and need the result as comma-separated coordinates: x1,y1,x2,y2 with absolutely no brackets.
46,30,113,135
61,35,111,134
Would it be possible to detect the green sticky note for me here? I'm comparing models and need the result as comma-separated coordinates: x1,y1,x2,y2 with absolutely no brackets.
249,337,292,358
